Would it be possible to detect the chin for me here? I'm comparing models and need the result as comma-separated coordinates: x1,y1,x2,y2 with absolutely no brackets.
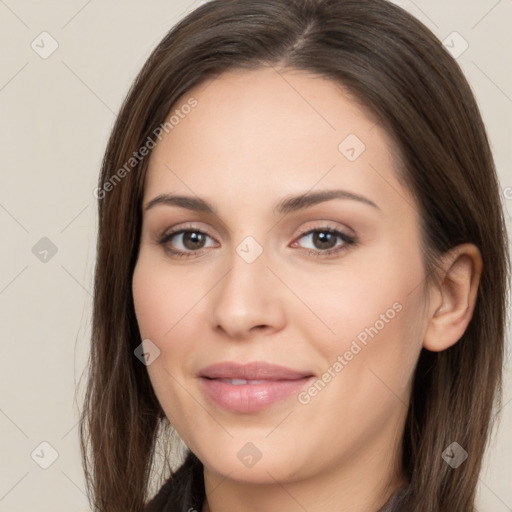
192,437,308,484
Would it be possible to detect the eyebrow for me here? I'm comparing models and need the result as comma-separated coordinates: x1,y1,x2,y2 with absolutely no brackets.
143,189,380,215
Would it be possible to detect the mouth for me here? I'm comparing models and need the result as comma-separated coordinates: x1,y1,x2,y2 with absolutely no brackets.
214,378,278,385
198,361,314,413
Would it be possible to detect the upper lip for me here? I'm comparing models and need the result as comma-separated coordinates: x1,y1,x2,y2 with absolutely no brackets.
198,361,313,380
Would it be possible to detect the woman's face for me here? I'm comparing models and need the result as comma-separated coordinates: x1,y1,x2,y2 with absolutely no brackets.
132,67,429,485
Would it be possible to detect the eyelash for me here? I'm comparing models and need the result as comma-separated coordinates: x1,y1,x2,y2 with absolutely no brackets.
157,223,357,259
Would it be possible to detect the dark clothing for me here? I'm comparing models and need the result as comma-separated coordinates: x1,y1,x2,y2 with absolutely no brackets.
378,482,410,512
145,451,409,512
145,451,205,512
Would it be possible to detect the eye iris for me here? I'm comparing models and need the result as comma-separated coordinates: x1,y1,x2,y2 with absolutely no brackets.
183,231,205,250
313,231,336,250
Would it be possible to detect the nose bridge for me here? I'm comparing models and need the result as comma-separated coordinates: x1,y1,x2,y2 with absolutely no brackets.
211,240,285,337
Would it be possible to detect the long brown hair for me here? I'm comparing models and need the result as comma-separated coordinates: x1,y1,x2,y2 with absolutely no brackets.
79,1,510,510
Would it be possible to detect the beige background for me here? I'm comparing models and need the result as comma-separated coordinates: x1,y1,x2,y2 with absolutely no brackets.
0,1,511,511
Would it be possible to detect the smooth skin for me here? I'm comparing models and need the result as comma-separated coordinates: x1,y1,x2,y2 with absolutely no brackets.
132,67,482,512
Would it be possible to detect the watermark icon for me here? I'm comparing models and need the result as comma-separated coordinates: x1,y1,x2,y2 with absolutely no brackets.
338,133,366,162
504,186,512,200
442,31,469,59
442,442,468,468
237,442,263,468
298,301,403,404
31,441,59,469
31,31,59,59
236,236,264,263
32,237,58,263
134,338,161,366
93,96,198,200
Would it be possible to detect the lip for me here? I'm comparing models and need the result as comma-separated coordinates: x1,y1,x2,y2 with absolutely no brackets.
198,361,314,413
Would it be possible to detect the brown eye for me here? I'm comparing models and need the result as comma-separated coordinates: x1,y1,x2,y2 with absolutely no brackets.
293,228,356,257
159,228,217,257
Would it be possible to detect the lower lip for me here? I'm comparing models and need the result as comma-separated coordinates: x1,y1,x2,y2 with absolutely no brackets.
199,377,313,413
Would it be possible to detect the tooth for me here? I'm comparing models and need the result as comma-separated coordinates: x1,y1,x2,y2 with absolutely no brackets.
231,379,248,385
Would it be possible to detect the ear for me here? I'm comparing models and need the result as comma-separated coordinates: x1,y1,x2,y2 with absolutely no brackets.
423,243,482,352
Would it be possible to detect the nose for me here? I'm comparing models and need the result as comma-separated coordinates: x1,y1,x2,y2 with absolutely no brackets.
210,247,287,340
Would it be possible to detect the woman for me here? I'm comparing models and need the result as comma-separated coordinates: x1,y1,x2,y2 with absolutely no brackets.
80,1,510,511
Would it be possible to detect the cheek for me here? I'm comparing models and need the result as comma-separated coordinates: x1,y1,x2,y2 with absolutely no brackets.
292,236,426,356
132,256,205,436
294,272,426,453
132,253,206,342
132,262,170,341
131,255,195,400
131,253,216,369
288,237,427,440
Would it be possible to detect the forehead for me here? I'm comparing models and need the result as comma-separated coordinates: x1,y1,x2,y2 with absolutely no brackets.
144,67,410,212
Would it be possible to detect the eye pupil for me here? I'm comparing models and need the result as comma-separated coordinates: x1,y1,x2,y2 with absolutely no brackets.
183,231,205,250
313,231,336,249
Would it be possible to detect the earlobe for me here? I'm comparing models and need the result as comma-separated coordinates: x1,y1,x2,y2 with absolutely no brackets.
423,243,482,352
